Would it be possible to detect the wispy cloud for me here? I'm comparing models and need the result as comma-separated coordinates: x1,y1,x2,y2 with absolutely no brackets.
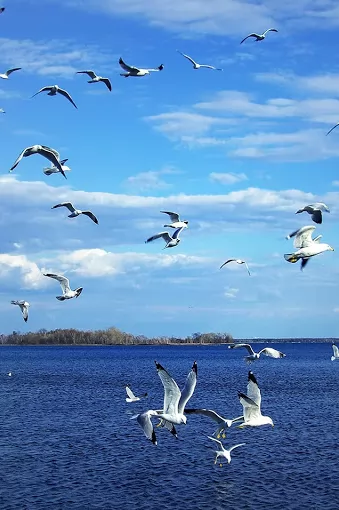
209,172,248,185
122,167,179,193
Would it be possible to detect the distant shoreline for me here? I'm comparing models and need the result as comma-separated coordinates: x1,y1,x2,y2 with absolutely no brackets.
0,339,336,346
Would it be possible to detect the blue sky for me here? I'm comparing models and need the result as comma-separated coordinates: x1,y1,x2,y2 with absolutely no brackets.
1,0,339,338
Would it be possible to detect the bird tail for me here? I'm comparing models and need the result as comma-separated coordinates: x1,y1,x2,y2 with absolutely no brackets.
284,253,299,263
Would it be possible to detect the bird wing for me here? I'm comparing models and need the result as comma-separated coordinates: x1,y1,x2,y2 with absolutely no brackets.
238,392,260,421
259,347,286,359
76,70,97,79
287,225,316,248
11,300,20,305
229,443,246,453
135,412,157,445
147,65,163,72
178,361,197,413
20,303,29,321
125,386,136,399
311,210,322,224
101,78,112,91
38,146,64,175
300,258,310,271
229,343,255,355
247,372,261,408
263,28,278,35
41,145,60,159
333,344,339,357
52,202,76,213
145,232,172,244
31,86,52,98
240,33,258,44
244,262,251,276
119,57,138,72
82,211,99,224
177,51,197,66
172,226,184,240
184,408,226,424
160,211,180,222
43,273,71,294
57,88,78,109
10,147,29,171
326,123,339,136
199,65,221,70
155,361,181,415
220,259,236,269
207,436,224,450
6,68,21,76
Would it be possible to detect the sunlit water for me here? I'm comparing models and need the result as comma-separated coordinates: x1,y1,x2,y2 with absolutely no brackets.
1,343,339,510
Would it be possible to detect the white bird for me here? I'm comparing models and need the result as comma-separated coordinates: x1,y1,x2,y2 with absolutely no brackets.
0,67,21,79
76,70,112,91
238,371,274,428
185,409,244,438
160,211,188,229
220,259,251,276
240,28,278,44
208,436,246,466
228,343,286,364
8,372,12,377
125,385,148,403
43,159,70,176
131,411,158,445
11,300,30,322
43,273,83,301
10,145,67,178
145,226,185,248
176,51,222,71
284,225,334,270
31,85,77,109
119,57,164,77
295,203,330,225
0,108,5,113
51,202,98,224
331,343,339,361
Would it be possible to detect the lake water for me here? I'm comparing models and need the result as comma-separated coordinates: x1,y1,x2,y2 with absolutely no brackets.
1,343,339,510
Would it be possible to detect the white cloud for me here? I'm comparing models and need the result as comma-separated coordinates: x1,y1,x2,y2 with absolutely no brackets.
224,286,239,299
209,172,248,185
0,254,46,289
123,168,179,192
145,112,233,139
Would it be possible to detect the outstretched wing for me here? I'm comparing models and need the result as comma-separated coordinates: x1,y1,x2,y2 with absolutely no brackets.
5,67,21,76
207,436,224,450
134,412,157,445
185,408,226,424
247,371,261,408
31,86,52,98
43,273,71,294
57,88,78,109
286,225,316,248
160,211,180,222
126,386,137,400
259,347,286,359
220,259,236,269
326,123,339,136
240,33,258,44
155,361,181,415
238,392,260,422
333,344,339,358
52,202,76,213
178,361,197,413
82,211,99,224
101,78,112,91
145,232,172,244
119,57,138,72
229,443,246,453
229,343,255,355
177,51,197,66
199,65,223,70
76,70,97,79
10,147,29,171
263,28,278,35
172,226,184,240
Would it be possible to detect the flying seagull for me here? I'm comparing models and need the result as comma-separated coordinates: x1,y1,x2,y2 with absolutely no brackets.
76,70,112,91
51,202,98,224
220,259,251,276
284,225,334,270
238,371,274,428
176,51,222,71
125,385,148,403
131,411,158,445
208,436,246,466
119,57,164,77
10,145,67,178
31,85,77,109
145,226,185,248
240,28,278,44
295,203,330,225
185,409,244,438
331,343,339,361
160,211,188,229
0,108,5,113
0,7,5,14
43,273,83,301
229,343,286,364
43,159,70,176
0,67,21,79
11,300,30,322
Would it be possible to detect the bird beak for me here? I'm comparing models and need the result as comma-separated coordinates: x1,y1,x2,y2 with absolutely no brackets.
330,247,335,251
272,424,275,428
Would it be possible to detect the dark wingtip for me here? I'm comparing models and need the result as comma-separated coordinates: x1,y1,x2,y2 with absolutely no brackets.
151,430,157,445
238,391,246,399
154,360,163,370
24,317,28,322
248,371,257,384
192,360,197,375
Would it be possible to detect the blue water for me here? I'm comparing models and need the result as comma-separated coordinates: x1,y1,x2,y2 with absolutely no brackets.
1,343,339,510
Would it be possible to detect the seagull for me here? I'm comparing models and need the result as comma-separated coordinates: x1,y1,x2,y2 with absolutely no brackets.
125,385,148,403
10,145,67,178
238,371,274,428
220,259,251,276
208,436,246,466
240,28,278,44
43,159,70,176
43,273,83,301
176,51,222,71
76,70,112,91
295,203,330,225
145,226,185,248
11,300,30,322
331,343,339,361
51,202,98,224
0,108,5,113
160,211,188,229
228,343,286,364
0,67,21,79
31,85,77,109
131,411,158,445
119,57,164,77
0,8,5,14
284,225,334,270
185,409,244,438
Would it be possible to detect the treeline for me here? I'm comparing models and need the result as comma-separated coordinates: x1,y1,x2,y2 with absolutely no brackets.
0,328,234,346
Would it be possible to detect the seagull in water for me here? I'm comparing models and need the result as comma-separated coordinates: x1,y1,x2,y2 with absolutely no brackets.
240,28,278,44
51,202,98,224
295,203,330,225
238,372,274,428
145,226,185,249
10,145,67,178
31,85,77,109
284,225,334,270
43,159,70,176
208,436,246,466
160,211,188,229
119,57,164,77
76,70,112,91
0,67,21,79
11,300,30,322
125,385,148,403
43,273,83,301
331,343,339,361
177,51,222,71
220,259,251,276
229,343,286,364
185,409,244,438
